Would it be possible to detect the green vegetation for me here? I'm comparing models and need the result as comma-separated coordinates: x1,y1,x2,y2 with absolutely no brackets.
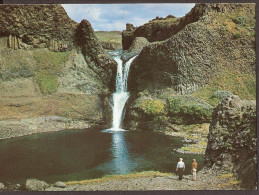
168,97,213,122
208,6,255,39
231,16,247,26
233,32,241,39
140,99,165,115
219,173,234,179
32,50,69,94
95,31,122,44
36,72,58,94
65,171,171,185
0,49,35,80
150,17,178,24
137,89,149,97
194,71,256,106
33,50,69,74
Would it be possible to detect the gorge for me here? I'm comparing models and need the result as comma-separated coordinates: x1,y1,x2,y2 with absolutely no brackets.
0,3,257,191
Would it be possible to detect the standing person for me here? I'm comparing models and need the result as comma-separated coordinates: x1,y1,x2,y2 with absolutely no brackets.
192,159,198,181
176,158,185,180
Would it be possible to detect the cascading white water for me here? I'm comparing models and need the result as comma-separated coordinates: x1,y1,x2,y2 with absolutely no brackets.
109,52,138,131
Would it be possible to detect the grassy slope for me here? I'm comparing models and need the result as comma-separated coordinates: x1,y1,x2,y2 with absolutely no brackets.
194,6,256,106
0,48,70,95
33,50,70,94
95,31,122,45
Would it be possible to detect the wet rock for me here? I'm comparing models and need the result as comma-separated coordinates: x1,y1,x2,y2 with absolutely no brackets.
25,179,49,191
121,37,149,62
121,51,139,63
54,181,66,188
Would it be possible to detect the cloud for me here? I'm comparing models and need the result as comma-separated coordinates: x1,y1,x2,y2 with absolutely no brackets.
62,4,103,22
62,4,195,31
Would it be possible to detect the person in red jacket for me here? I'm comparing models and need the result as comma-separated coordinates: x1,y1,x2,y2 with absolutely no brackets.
192,159,198,181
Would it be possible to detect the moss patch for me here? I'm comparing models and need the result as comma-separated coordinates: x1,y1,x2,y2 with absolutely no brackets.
168,97,213,123
36,72,58,94
139,99,165,115
208,5,255,39
33,50,69,74
32,49,70,94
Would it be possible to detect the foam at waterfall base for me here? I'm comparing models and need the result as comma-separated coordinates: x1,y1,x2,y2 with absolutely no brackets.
102,128,128,133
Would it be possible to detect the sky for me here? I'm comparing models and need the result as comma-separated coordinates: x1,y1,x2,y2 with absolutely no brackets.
62,4,195,31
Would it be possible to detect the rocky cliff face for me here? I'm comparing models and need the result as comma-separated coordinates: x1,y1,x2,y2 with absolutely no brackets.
125,3,255,95
0,5,77,51
122,4,243,50
74,20,116,87
0,5,116,137
205,95,256,189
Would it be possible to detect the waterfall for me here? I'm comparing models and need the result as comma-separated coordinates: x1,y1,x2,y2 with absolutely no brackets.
109,51,138,131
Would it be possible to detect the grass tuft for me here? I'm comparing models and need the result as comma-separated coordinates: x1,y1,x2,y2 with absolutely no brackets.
219,173,233,179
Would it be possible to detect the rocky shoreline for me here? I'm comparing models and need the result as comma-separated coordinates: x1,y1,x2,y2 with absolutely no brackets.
0,168,243,191
158,123,209,154
0,115,95,140
50,169,242,191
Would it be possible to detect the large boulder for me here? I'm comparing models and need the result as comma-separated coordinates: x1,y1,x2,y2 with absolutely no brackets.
0,182,5,190
205,95,256,189
24,179,49,191
121,37,149,62
128,37,150,53
53,181,66,188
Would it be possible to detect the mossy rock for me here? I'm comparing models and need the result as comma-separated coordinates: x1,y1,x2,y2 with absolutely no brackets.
139,99,165,115
168,96,213,124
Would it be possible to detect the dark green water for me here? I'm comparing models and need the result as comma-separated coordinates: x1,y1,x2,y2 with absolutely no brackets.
0,128,204,184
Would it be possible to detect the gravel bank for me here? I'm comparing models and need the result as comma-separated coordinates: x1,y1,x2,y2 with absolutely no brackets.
46,169,242,191
0,116,92,139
